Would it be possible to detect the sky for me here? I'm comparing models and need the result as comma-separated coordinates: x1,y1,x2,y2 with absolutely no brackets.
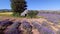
0,0,60,10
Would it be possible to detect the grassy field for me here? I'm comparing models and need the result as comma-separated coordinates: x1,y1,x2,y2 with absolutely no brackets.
0,12,13,16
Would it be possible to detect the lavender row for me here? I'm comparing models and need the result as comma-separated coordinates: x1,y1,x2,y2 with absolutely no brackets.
5,22,21,34
0,19,13,34
21,20,33,34
32,21,55,34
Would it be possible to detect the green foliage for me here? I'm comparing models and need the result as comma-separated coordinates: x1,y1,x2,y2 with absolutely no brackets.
10,0,27,16
27,10,38,18
12,12,25,18
12,12,20,17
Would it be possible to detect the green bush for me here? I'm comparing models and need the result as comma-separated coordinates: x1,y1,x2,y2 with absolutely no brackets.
27,10,38,18
12,12,26,18
12,12,20,17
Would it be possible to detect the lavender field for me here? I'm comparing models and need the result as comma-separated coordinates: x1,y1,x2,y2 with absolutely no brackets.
37,12,60,34
0,11,60,34
38,12,60,25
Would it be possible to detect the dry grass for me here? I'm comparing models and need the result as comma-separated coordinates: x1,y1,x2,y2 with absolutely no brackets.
0,12,13,16
0,12,13,14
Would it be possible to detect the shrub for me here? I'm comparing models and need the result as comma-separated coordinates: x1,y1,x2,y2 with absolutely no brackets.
5,22,21,34
27,10,38,18
0,19,13,26
21,21,32,34
5,28,20,34
12,12,20,17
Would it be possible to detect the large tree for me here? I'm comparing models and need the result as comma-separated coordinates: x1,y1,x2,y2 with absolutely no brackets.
10,0,27,16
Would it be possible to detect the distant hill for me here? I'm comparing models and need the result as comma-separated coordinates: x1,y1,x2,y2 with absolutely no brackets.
0,9,11,12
